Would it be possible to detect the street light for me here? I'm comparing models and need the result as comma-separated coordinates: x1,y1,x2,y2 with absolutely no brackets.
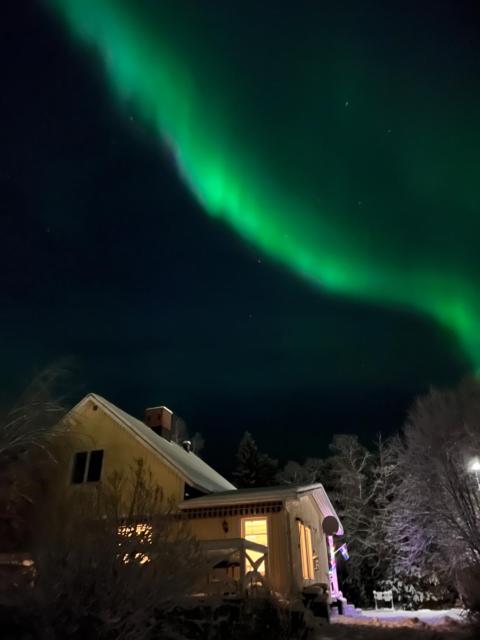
468,457,480,490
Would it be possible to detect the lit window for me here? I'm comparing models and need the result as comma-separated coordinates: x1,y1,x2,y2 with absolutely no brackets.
71,450,104,484
298,521,315,580
118,522,153,543
242,517,268,575
118,522,153,565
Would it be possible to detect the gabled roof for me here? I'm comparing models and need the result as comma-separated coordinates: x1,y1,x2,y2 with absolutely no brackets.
71,393,236,494
179,483,344,534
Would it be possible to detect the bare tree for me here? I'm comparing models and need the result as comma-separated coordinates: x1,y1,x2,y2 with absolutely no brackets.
276,458,326,485
325,434,376,603
0,364,71,552
0,364,70,461
368,434,399,577
388,379,480,609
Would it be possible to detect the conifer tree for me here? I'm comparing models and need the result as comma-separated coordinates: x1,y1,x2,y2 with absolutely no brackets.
233,431,278,488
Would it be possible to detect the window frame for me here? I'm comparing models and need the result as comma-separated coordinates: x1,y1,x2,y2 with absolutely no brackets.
297,520,315,581
241,515,270,577
70,449,104,485
86,449,104,482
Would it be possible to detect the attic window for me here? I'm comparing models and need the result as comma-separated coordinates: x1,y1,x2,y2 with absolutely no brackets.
87,450,104,481
71,450,104,484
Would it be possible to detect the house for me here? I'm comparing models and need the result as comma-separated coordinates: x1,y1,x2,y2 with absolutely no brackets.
46,393,344,601
180,485,343,597
53,393,235,505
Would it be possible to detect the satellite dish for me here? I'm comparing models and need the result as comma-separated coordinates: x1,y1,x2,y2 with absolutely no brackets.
322,515,339,535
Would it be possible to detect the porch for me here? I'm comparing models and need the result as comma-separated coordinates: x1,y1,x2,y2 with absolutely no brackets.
199,538,269,596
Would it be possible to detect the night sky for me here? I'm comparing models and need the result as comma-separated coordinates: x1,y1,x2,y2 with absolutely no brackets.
1,1,478,472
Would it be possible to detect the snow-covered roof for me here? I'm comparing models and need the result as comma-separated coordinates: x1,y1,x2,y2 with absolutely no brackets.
179,483,343,534
71,393,236,494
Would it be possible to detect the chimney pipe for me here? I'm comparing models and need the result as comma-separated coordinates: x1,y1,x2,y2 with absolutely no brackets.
144,406,173,441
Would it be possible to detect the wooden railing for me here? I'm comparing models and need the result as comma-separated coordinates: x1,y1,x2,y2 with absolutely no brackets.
200,538,269,596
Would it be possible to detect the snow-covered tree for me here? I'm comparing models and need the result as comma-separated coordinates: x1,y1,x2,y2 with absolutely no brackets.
233,431,278,488
324,434,375,603
368,434,399,578
387,378,480,612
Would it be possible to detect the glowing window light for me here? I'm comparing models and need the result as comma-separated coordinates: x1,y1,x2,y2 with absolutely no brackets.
118,522,153,564
242,517,268,575
298,521,315,580
118,522,153,543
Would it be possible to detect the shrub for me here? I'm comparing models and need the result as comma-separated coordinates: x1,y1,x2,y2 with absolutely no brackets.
456,564,480,621
1,461,208,640
377,568,456,610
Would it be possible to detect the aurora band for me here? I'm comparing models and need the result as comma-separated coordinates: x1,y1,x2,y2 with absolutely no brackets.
48,0,480,367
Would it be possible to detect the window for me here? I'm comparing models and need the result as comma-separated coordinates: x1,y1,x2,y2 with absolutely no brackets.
71,451,87,484
87,449,104,481
71,450,104,484
298,521,315,580
242,517,268,576
118,522,153,565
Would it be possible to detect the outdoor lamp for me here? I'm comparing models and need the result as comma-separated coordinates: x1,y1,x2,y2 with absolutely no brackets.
468,457,480,473
468,457,480,489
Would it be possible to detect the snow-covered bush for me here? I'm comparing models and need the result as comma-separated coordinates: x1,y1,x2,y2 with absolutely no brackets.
377,567,456,610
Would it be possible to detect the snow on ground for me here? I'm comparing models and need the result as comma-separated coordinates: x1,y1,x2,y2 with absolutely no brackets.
315,608,475,640
356,608,466,626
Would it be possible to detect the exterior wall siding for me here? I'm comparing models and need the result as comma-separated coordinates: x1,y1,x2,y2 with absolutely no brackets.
286,495,330,592
50,397,185,509
188,511,292,594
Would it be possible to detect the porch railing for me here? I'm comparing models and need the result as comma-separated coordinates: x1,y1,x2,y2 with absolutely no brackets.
199,538,268,596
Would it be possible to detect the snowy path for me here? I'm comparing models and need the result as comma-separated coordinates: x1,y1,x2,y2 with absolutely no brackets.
355,608,466,625
313,608,474,640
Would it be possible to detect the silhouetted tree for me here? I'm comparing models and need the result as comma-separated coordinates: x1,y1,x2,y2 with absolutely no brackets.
233,431,278,488
277,458,326,485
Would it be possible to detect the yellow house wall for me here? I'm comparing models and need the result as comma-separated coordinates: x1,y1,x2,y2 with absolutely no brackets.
188,510,293,595
188,510,295,595
49,397,185,510
285,495,330,593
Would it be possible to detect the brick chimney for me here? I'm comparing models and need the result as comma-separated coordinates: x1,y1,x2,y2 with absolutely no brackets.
144,406,173,441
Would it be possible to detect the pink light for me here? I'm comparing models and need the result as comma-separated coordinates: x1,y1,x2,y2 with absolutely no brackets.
328,535,340,598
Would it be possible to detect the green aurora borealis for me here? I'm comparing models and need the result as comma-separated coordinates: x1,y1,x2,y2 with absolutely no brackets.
48,0,480,366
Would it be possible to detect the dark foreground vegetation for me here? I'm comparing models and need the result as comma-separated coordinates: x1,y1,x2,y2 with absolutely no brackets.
0,596,311,640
